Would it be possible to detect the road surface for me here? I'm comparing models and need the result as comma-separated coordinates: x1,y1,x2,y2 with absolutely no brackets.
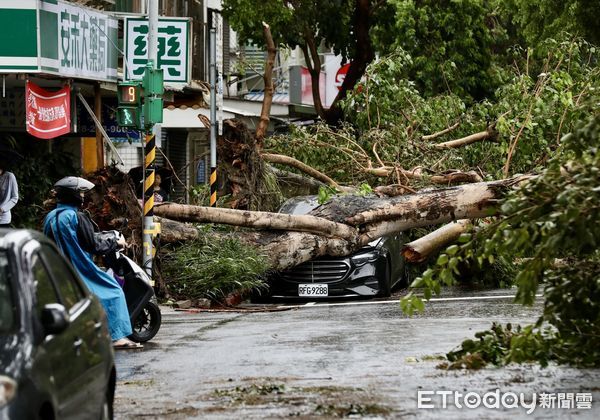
114,287,600,419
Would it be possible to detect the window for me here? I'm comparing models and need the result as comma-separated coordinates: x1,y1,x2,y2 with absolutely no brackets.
0,251,16,333
32,253,59,318
41,245,85,311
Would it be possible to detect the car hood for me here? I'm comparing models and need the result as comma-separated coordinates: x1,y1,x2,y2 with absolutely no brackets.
367,237,383,248
0,332,30,379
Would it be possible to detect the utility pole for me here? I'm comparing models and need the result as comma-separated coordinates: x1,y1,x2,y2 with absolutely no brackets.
142,0,163,278
209,27,217,207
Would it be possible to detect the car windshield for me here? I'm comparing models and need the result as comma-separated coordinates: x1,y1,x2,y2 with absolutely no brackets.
0,251,16,333
279,197,320,215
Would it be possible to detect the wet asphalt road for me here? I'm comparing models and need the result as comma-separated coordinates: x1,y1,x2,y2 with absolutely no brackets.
114,288,600,419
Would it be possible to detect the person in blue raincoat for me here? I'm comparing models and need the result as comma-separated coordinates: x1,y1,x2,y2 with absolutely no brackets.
43,176,142,349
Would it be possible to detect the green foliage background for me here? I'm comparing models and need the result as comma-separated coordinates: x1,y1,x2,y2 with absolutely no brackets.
380,0,501,100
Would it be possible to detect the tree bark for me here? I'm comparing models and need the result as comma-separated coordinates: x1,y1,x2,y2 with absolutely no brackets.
421,122,460,141
364,166,483,185
300,38,327,120
154,175,529,271
255,22,277,144
157,217,200,243
401,220,471,263
262,153,340,188
269,166,326,195
346,179,514,226
434,125,497,149
154,203,358,240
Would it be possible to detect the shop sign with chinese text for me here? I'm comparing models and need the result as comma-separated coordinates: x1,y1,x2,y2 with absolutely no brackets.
0,0,118,82
25,81,71,140
124,17,191,84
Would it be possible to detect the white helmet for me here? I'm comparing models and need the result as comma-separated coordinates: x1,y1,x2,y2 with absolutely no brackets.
54,176,95,204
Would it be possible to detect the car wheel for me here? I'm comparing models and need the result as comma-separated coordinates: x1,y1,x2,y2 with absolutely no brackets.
129,301,162,343
379,259,392,298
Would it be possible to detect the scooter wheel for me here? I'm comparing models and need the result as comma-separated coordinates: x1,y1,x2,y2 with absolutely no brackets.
129,301,162,343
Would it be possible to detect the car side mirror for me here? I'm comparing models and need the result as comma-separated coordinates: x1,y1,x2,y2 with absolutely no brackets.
41,304,70,336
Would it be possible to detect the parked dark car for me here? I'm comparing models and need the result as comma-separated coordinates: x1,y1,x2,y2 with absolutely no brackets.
266,196,409,299
0,229,115,420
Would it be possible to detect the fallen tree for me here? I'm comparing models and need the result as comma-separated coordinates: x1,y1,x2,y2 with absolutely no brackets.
154,176,529,271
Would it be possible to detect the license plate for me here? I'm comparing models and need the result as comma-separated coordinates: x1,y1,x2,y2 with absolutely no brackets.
298,284,328,297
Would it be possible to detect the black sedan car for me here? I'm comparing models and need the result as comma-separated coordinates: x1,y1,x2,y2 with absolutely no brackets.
267,196,409,299
0,229,116,419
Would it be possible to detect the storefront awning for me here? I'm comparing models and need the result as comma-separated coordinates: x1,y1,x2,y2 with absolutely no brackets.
161,107,235,129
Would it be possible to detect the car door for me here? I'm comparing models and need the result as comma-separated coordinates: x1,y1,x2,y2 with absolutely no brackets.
29,249,85,420
39,243,108,420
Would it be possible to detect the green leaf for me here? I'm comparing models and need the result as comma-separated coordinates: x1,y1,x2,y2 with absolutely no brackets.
446,245,459,256
437,254,449,266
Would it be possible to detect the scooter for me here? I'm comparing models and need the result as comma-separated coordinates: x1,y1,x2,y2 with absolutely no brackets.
103,231,162,343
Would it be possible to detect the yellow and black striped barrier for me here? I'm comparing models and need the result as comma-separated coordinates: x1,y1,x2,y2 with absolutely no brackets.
209,166,217,207
143,133,156,216
142,133,156,277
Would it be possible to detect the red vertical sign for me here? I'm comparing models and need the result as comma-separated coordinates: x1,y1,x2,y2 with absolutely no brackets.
25,81,71,140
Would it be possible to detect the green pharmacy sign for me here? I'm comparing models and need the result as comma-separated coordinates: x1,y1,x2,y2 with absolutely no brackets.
0,0,118,82
124,17,191,84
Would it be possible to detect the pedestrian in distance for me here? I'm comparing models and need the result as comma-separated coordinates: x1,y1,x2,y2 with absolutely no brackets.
0,160,19,228
153,173,168,203
43,176,142,349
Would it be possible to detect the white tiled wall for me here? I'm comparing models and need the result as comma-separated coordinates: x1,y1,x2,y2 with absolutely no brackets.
110,143,143,172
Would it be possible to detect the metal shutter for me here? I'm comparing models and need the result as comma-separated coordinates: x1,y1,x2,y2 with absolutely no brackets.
165,129,188,203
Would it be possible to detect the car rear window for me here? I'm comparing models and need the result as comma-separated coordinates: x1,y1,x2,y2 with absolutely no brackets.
0,251,16,332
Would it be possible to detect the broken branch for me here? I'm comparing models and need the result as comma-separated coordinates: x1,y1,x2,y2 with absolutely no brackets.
434,126,497,149
421,122,460,141
262,153,343,189
401,220,472,263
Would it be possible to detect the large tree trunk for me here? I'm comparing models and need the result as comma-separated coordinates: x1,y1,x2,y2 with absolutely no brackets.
325,0,375,124
155,203,358,239
154,176,529,271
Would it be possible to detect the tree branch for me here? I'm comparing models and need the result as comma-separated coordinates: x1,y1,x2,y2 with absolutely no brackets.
327,0,375,123
362,166,483,185
262,153,341,188
255,22,277,144
303,31,326,119
421,122,460,141
401,220,472,263
434,125,497,149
